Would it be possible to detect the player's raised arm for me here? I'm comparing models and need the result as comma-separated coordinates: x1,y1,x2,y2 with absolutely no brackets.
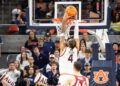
74,15,79,52
87,30,105,52
60,12,68,53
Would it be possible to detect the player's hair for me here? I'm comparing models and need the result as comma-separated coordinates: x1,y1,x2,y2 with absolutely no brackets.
74,61,82,71
69,39,76,49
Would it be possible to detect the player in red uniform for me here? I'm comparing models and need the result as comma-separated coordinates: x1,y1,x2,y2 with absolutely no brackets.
59,61,89,86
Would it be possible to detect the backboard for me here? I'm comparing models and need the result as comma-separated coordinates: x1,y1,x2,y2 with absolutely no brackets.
27,0,111,29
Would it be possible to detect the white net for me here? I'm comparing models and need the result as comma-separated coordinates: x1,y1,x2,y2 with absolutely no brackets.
54,20,74,39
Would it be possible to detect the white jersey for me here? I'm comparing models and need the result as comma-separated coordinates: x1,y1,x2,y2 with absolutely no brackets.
59,47,78,74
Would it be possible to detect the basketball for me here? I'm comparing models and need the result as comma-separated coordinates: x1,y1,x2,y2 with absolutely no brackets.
66,6,77,17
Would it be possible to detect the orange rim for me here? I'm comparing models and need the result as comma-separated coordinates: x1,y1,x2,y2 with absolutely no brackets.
52,18,86,23
52,18,63,22
71,29,88,33
52,18,75,24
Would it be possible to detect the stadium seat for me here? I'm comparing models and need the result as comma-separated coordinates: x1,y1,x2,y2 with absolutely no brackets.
5,25,19,35
6,54,17,66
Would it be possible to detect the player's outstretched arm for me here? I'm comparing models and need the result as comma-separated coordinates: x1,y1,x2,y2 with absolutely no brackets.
60,12,68,53
87,30,105,52
74,16,79,52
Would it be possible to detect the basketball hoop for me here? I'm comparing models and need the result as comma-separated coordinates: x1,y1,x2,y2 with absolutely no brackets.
52,18,88,39
52,18,75,39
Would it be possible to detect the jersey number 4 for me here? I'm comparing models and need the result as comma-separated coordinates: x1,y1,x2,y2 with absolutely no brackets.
68,54,73,63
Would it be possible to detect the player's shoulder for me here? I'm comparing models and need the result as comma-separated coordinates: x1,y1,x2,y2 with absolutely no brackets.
76,74,88,80
81,75,89,85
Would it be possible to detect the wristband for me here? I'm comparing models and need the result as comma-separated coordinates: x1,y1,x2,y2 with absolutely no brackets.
60,33,65,36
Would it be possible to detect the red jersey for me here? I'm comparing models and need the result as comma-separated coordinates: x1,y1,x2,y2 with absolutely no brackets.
73,75,88,86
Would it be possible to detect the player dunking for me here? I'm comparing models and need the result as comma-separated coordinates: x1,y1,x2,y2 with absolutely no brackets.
58,10,80,85
60,61,89,86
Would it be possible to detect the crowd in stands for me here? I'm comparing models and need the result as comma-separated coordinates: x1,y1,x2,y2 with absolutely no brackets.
0,30,120,85
0,0,120,86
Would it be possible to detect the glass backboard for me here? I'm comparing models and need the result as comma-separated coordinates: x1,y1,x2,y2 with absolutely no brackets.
27,0,111,29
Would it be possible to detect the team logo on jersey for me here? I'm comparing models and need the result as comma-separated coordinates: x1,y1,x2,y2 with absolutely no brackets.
93,70,109,84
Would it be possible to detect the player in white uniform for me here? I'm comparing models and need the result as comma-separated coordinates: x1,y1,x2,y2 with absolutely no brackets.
58,11,79,85
59,46,78,74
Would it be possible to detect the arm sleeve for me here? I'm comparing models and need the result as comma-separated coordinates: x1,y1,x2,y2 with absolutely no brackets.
74,20,79,39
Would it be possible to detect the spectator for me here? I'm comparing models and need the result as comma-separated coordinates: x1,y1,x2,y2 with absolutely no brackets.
11,4,22,24
116,53,120,64
16,46,32,62
16,10,27,34
16,11,26,24
25,67,35,86
109,0,116,9
86,2,93,12
112,1,120,17
113,43,119,55
116,53,120,86
35,0,47,19
24,56,39,76
47,62,59,85
54,49,60,62
46,2,54,19
14,60,21,71
7,62,20,82
57,4,65,18
82,33,92,49
112,13,120,23
54,40,60,51
43,32,55,55
25,31,38,51
38,0,47,12
82,63,91,80
80,39,87,47
14,60,24,78
78,49,92,72
110,13,120,34
21,0,28,9
78,39,87,59
0,37,3,58
119,41,120,50
38,37,48,55
20,52,29,70
32,46,48,69
43,54,56,76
